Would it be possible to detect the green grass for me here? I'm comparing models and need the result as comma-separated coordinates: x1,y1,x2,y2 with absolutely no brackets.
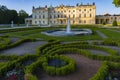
99,28,120,39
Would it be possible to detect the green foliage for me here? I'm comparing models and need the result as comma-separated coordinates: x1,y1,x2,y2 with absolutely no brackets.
42,55,76,76
0,6,18,24
90,62,109,80
18,10,29,24
112,20,118,26
102,21,106,25
113,0,120,7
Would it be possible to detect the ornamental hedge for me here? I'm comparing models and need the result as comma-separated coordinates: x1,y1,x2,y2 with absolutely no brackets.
42,55,76,76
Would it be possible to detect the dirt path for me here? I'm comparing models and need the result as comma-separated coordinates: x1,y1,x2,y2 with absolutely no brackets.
36,54,101,80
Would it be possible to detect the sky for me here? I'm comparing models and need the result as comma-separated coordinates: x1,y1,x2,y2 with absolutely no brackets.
0,0,120,15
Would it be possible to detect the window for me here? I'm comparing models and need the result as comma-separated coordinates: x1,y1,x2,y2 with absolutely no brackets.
64,15,66,18
64,10,66,12
54,15,56,18
90,9,92,11
58,15,59,18
39,15,41,19
79,20,81,23
54,21,56,23
35,15,37,19
79,9,81,12
69,10,70,12
84,14,86,18
43,21,45,24
73,15,75,18
79,14,81,18
50,15,52,18
84,20,86,23
73,10,75,12
90,14,92,17
39,21,41,24
73,20,75,24
69,15,70,18
61,15,63,18
35,21,37,24
43,15,45,18
84,9,86,11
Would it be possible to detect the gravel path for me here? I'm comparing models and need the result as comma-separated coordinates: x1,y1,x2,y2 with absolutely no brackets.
87,49,109,56
0,41,47,55
100,45,120,55
36,54,101,80
96,30,108,39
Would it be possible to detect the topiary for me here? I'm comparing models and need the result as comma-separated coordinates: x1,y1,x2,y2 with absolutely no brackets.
112,20,118,26
102,21,106,25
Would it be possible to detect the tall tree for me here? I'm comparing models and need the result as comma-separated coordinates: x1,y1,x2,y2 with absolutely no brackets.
0,5,18,24
18,10,29,24
113,0,120,7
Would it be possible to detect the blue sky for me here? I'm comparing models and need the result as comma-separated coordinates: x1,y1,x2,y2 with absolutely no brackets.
0,0,120,15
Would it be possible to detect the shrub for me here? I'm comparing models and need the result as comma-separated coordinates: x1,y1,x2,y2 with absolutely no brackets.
112,20,118,26
102,21,106,25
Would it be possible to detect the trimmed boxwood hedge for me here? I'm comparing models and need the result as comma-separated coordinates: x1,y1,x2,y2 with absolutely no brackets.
42,55,76,76
1,35,120,80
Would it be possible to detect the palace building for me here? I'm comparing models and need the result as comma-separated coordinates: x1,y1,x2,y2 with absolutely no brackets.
25,3,96,25
25,3,120,25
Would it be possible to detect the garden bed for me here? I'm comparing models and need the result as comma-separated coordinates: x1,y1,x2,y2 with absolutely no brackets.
35,54,101,80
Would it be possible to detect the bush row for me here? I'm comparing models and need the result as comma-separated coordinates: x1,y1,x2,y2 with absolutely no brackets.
36,40,60,55
41,43,118,56
46,48,120,62
90,62,120,80
90,62,109,80
92,39,120,47
0,36,11,49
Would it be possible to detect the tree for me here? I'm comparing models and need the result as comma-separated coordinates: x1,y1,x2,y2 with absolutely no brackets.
0,5,18,24
18,10,29,24
113,0,120,7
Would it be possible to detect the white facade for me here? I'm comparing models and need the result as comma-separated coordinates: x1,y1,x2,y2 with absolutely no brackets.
27,3,96,25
